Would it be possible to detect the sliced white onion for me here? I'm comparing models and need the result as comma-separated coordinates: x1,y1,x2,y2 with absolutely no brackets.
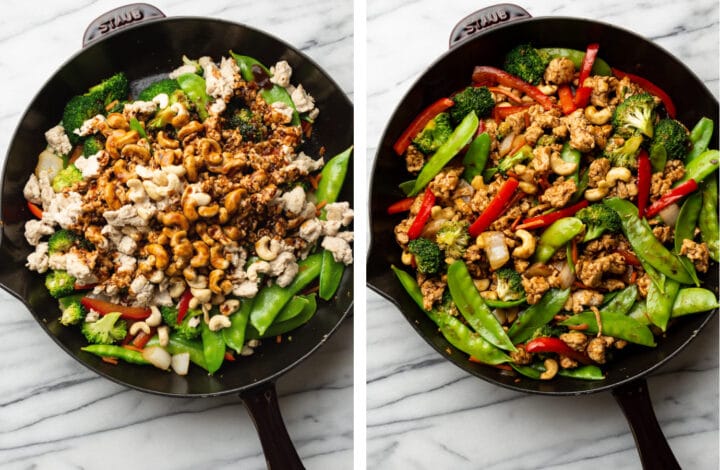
658,203,680,227
480,231,509,270
171,352,190,376
35,149,64,182
491,308,507,324
525,262,554,277
142,346,172,370
555,261,576,289
498,132,516,157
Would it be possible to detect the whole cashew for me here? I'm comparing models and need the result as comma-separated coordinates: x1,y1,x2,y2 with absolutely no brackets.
540,358,559,380
585,166,633,201
208,314,231,332
255,236,280,261
512,229,536,259
584,105,613,125
550,152,579,176
145,306,163,327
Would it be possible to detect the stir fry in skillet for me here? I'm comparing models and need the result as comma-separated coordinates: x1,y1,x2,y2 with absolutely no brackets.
23,53,353,375
391,43,719,381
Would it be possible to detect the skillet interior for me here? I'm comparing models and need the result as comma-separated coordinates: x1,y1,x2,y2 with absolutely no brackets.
0,17,353,397
368,17,718,395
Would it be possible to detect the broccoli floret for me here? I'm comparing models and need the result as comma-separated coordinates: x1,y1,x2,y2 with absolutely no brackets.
408,238,442,274
137,78,180,102
495,267,525,301
577,204,622,242
483,145,533,180
435,221,470,259
81,311,127,344
449,86,495,124
86,72,130,107
531,323,567,340
226,106,268,142
45,270,76,298
160,306,202,340
147,90,187,129
82,136,104,157
62,94,106,145
411,112,453,155
503,44,549,85
59,296,86,326
613,93,657,138
51,164,83,192
536,134,557,146
603,134,644,168
48,229,79,254
650,118,690,165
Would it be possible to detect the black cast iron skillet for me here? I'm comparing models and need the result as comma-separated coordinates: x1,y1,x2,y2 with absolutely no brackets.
0,4,353,469
368,5,718,469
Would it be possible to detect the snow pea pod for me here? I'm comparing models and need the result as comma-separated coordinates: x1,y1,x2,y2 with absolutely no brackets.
538,48,612,76
560,311,656,347
699,178,719,261
462,132,491,182
319,250,344,301
316,146,352,207
678,149,719,185
81,345,150,365
409,111,478,196
510,363,543,380
686,117,714,164
674,192,703,286
560,142,581,184
201,321,226,374
391,265,425,309
399,179,416,196
604,198,693,284
250,253,322,335
247,294,317,340
628,300,651,325
222,299,253,354
507,288,570,344
176,73,210,121
534,217,584,263
558,365,605,381
672,287,720,316
600,285,637,315
646,278,680,331
483,297,526,308
274,295,310,323
447,260,515,351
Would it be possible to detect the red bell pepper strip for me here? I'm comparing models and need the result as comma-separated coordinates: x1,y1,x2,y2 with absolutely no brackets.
472,66,554,110
387,197,415,215
515,199,589,231
407,187,436,240
616,249,642,267
468,177,519,237
131,328,154,348
487,86,523,104
27,201,43,219
177,288,193,324
644,179,699,218
493,105,530,121
392,97,454,155
74,282,98,291
573,86,592,109
80,297,151,321
557,85,576,115
636,149,652,217
578,43,600,86
525,336,591,365
611,68,676,118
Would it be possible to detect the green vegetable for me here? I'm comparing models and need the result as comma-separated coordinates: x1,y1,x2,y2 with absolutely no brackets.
503,43,549,85
603,134,643,169
247,294,317,340
222,300,253,354
129,117,147,140
137,78,180,101
674,192,703,287
45,270,76,298
576,204,621,243
316,146,352,206
435,220,470,259
81,311,128,345
646,278,679,331
560,142,581,184
319,250,344,301
407,237,442,274
558,365,605,380
160,306,202,340
86,72,129,107
51,164,83,192
58,296,85,326
560,311,656,347
538,48,612,76
449,86,494,124
535,217,584,263
147,90,186,129
483,145,533,181
483,298,526,308
176,73,210,121
649,118,690,171
462,132,491,182
678,149,719,185
494,267,524,302
201,320,226,374
81,344,150,365
699,179,719,261
447,260,515,352
412,112,453,155
604,198,694,284
686,117,714,163
671,287,720,316
508,289,570,344
62,94,106,145
409,111,479,196
82,136,104,157
612,93,657,138
148,333,208,370
48,229,79,254
600,285,637,315
226,106,268,142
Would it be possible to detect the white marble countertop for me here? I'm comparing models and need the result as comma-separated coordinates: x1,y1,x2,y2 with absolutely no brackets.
0,1,352,469
367,1,718,469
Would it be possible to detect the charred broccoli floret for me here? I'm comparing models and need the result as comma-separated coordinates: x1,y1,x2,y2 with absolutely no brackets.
407,238,442,274
603,134,644,168
82,136,104,157
147,90,187,129
137,78,180,101
449,86,495,124
51,164,83,192
412,112,453,155
45,270,76,298
435,221,470,259
81,311,127,345
58,295,86,326
86,72,130,106
495,268,525,302
48,229,79,254
160,306,202,340
62,94,106,145
649,118,690,168
226,106,268,142
483,145,533,180
578,203,622,242
612,93,657,138
503,44,549,85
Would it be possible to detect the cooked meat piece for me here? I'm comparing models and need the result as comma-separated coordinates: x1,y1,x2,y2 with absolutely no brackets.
583,75,616,108
544,57,576,85
405,145,425,173
584,234,619,254
394,218,411,246
504,110,528,135
514,258,529,274
587,336,609,364
418,275,446,311
614,76,643,102
530,146,552,173
587,157,610,188
559,356,578,369
521,275,551,304
609,180,638,199
602,278,626,291
575,252,626,288
560,331,588,351
637,273,652,298
539,177,576,208
524,125,544,147
564,109,596,153
564,289,604,313
588,123,614,149
680,239,710,272
652,225,674,244
650,160,685,200
510,345,533,365
429,167,463,202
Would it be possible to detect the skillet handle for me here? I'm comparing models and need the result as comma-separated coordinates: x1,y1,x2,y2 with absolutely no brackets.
449,4,531,49
612,378,681,470
82,3,165,48
240,382,305,470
